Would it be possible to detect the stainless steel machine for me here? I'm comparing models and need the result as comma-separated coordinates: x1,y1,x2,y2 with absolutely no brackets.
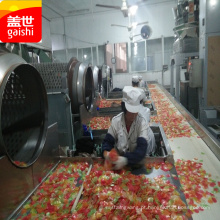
33,62,75,150
170,0,220,148
0,49,48,167
171,0,200,101
33,57,98,150
92,65,103,98
0,49,60,219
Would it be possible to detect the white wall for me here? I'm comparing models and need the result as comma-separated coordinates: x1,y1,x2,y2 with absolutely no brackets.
112,70,172,89
50,1,176,88
27,17,52,51
50,1,176,49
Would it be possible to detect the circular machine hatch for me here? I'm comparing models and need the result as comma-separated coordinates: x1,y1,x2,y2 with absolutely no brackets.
98,68,103,93
67,57,94,114
92,65,99,91
0,52,48,167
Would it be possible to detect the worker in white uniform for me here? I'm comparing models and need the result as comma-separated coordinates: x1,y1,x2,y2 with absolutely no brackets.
132,75,156,155
139,91,156,155
102,86,155,172
138,75,145,88
132,75,139,87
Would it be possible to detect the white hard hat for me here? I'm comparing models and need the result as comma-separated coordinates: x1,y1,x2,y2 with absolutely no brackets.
132,75,139,83
138,75,143,80
122,86,142,113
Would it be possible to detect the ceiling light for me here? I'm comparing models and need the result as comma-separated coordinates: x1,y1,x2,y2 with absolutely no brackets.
129,5,138,16
210,0,217,6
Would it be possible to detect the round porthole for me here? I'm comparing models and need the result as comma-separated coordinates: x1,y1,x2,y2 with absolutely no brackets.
0,51,48,167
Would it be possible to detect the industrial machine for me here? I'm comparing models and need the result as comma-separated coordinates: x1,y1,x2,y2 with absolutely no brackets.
92,65,103,98
200,108,220,140
32,62,76,151
170,0,220,148
0,49,60,219
180,80,199,118
32,57,105,150
179,58,201,118
170,0,200,101
0,49,48,167
172,0,199,54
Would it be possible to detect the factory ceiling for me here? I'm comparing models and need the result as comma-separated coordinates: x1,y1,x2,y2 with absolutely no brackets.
42,0,175,20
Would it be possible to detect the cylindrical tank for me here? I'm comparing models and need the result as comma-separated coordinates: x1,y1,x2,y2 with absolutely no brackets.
67,57,94,114
0,50,48,167
98,67,102,93
92,65,99,91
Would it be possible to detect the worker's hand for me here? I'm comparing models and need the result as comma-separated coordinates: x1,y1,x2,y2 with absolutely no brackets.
113,156,128,170
103,151,110,160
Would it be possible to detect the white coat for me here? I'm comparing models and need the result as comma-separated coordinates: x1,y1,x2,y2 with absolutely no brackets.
139,79,145,88
108,112,154,156
139,105,156,155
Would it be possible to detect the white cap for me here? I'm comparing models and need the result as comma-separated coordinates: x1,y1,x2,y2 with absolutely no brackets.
122,86,142,113
138,75,142,80
132,75,139,83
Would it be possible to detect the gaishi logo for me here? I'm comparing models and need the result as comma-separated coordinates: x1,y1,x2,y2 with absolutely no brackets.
0,0,42,43
7,15,34,39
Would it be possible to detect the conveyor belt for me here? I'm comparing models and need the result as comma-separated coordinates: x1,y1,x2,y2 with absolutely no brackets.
149,83,220,220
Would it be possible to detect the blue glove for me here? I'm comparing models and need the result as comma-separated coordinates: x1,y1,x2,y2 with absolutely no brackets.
113,156,128,170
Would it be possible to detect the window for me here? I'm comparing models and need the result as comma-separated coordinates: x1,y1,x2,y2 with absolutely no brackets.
114,43,128,73
68,48,77,61
83,48,92,63
92,47,97,66
131,41,146,72
146,38,162,71
98,45,105,65
53,49,67,63
78,48,83,62
52,36,174,73
106,44,113,69
77,48,92,64
164,37,174,66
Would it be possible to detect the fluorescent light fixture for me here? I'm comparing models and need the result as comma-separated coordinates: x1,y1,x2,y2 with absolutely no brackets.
210,0,217,6
129,5,138,16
